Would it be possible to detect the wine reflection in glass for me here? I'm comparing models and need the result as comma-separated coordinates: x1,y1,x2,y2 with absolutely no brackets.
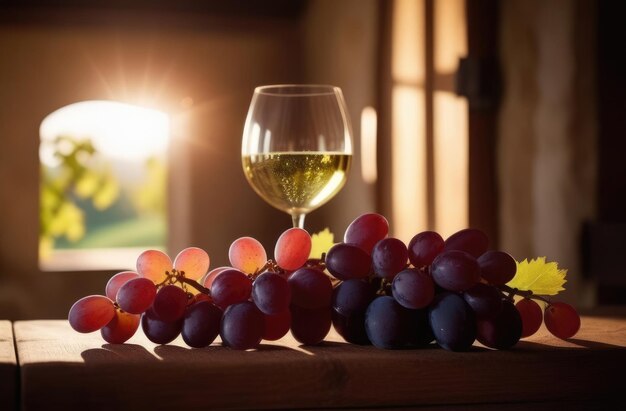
241,85,353,229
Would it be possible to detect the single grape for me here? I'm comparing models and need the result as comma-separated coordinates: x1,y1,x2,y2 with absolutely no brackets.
290,304,331,345
116,278,157,314
263,310,291,341
344,212,389,254
477,251,517,285
428,293,476,351
332,308,370,345
444,228,489,258
325,243,372,281
288,267,333,309
141,307,183,345
101,310,140,344
477,299,522,349
462,283,504,318
182,301,222,348
371,237,408,280
136,249,172,284
252,271,291,315
105,271,140,301
153,285,189,322
408,231,444,268
210,269,252,310
274,227,312,271
228,237,267,274
431,250,480,292
173,247,210,280
516,298,543,338
364,296,413,349
202,266,230,289
544,302,580,339
332,279,376,316
68,295,116,333
391,268,435,309
220,301,264,350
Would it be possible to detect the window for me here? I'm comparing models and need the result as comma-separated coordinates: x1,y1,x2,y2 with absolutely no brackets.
39,101,170,271
390,0,468,242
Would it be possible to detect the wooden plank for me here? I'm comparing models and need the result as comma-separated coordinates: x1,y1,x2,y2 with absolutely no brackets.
0,320,17,411
14,316,626,410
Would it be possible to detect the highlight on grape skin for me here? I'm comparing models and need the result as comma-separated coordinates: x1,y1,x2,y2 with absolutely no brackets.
174,247,210,280
136,249,172,283
202,266,230,290
344,212,389,254
69,295,116,333
274,227,312,271
228,236,267,274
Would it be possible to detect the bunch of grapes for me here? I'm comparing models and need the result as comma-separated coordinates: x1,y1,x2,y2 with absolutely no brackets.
69,213,580,351
327,213,581,351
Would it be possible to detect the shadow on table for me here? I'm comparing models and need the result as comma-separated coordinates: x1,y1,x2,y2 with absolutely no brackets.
514,338,624,350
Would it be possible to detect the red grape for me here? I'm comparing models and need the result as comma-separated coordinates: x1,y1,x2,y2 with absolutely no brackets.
544,302,580,339
274,227,312,270
444,228,488,258
515,298,543,338
68,295,115,333
105,271,140,301
210,269,252,310
116,277,157,314
344,212,389,254
101,310,140,344
408,231,444,268
153,285,189,322
228,237,267,274
478,251,517,285
174,247,210,280
136,250,172,284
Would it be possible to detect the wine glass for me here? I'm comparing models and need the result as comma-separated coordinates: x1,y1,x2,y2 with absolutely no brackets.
242,84,353,229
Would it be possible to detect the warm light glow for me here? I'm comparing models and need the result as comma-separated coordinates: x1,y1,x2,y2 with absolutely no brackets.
360,106,378,184
392,0,426,84
40,100,170,165
435,0,467,72
392,87,427,244
434,92,468,237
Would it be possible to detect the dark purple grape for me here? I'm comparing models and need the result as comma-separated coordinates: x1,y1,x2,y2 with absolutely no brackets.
290,304,331,345
431,250,480,292
220,301,264,350
477,299,522,349
444,228,489,258
344,213,389,254
288,268,333,309
332,308,371,345
210,269,252,310
332,279,376,316
478,251,517,285
141,308,183,345
462,283,504,318
325,243,372,281
252,271,291,315
391,268,435,309
371,238,408,280
181,301,222,348
365,296,413,349
263,310,291,341
153,285,189,322
428,293,476,351
408,231,444,268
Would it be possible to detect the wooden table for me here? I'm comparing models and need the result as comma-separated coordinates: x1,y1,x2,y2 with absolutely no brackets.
11,316,626,410
0,321,17,410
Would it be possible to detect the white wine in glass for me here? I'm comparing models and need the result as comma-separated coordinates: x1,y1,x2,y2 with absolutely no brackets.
242,85,353,228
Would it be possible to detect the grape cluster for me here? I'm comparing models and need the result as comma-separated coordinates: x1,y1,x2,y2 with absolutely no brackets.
69,213,580,351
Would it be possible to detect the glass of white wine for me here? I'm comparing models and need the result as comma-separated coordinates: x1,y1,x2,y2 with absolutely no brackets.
242,84,353,229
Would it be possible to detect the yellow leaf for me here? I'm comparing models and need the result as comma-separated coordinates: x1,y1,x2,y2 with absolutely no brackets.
309,228,335,259
506,257,567,296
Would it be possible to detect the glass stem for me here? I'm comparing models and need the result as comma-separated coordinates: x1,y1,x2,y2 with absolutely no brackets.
291,213,306,229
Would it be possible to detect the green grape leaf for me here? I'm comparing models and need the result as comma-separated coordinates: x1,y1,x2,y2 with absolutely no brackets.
506,257,567,296
309,228,335,259
74,170,100,198
93,175,120,210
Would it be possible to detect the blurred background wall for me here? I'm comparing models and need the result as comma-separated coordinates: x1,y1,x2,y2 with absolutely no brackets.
0,0,622,319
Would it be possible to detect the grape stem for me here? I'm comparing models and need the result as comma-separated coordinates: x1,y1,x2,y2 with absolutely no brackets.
178,276,211,295
497,284,552,305
156,269,212,296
